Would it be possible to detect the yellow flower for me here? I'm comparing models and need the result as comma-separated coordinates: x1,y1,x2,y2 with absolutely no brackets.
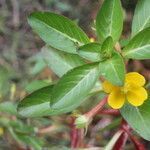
102,72,148,109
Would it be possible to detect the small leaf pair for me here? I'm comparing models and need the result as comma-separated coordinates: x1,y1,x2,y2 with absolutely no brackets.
78,36,114,62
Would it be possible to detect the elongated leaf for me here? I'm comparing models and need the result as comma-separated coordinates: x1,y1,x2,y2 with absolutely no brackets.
28,52,46,75
42,46,85,77
78,43,102,62
18,134,43,150
25,80,51,93
51,63,100,110
28,12,89,54
123,27,150,60
9,120,35,134
121,98,150,141
132,0,150,36
18,85,54,117
8,127,43,150
18,84,82,117
96,0,123,43
18,80,102,117
101,36,114,57
99,52,125,86
0,102,17,115
8,127,23,145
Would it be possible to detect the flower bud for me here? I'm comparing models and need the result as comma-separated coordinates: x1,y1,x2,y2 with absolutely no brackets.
75,115,91,129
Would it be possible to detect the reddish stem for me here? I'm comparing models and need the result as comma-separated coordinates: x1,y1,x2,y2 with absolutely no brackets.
70,118,78,148
121,120,145,150
129,135,145,150
113,131,128,150
70,97,108,148
100,109,120,116
85,97,108,118
77,129,85,148
122,124,145,150
113,120,129,150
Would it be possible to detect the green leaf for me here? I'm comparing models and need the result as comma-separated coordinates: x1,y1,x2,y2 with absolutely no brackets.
96,0,123,43
99,52,125,86
18,85,90,117
123,27,150,60
18,83,102,117
0,117,10,127
121,99,150,141
0,65,10,96
120,38,130,47
25,80,51,93
101,36,114,57
9,120,35,134
0,102,17,115
8,127,23,145
78,43,102,62
51,63,100,110
17,134,43,150
18,85,54,117
132,0,150,36
8,127,43,150
28,12,89,54
28,52,46,75
42,46,85,77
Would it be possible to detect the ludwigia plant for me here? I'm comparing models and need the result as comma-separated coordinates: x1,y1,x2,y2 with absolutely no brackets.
18,0,150,149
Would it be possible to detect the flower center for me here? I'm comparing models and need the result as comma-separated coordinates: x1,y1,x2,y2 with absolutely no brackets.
121,82,130,94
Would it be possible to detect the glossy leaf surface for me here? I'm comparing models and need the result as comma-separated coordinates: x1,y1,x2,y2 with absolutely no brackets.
28,12,89,53
96,0,123,43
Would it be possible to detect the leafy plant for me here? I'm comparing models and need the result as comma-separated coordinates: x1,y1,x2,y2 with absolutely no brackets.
17,0,150,149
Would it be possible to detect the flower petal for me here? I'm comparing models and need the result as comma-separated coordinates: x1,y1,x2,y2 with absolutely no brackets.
127,87,148,106
102,80,119,93
108,90,125,109
125,72,145,87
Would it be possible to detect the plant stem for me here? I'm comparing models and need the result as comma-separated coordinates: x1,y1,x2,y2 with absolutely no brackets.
128,135,145,150
100,109,120,116
105,130,123,150
113,131,128,150
85,96,108,118
121,120,145,150
114,42,121,53
37,125,57,135
70,117,78,148
70,97,107,148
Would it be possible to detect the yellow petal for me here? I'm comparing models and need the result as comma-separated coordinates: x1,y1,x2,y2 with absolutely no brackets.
127,87,148,106
108,90,125,109
125,72,145,87
102,80,119,93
